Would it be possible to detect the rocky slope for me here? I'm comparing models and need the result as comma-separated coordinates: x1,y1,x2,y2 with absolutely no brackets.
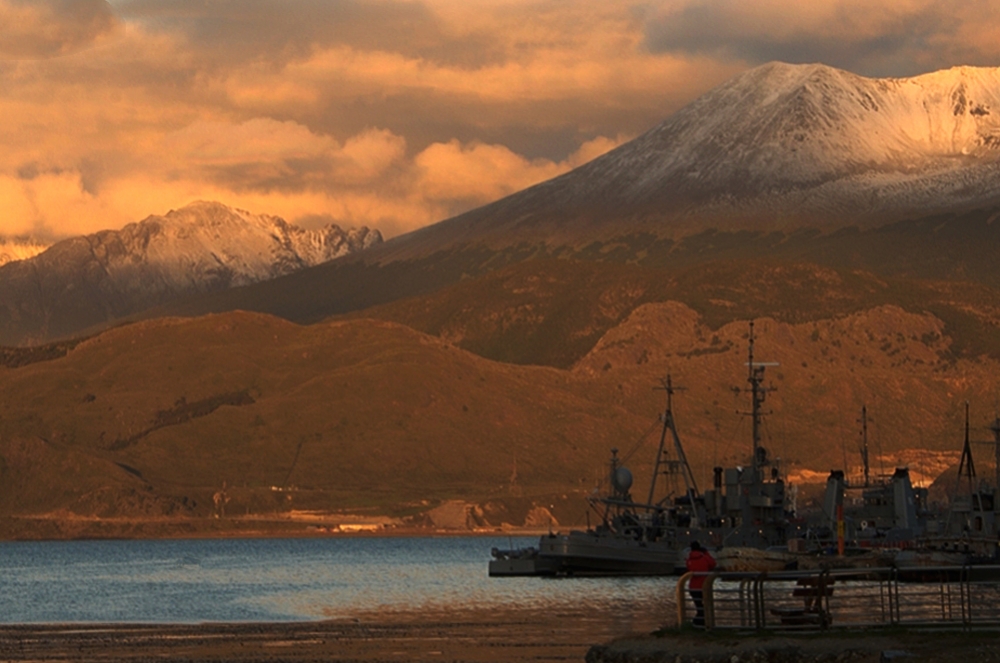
0,201,381,345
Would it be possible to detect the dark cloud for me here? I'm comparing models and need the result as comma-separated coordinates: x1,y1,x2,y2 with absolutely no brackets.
0,0,122,59
643,1,992,78
113,0,502,67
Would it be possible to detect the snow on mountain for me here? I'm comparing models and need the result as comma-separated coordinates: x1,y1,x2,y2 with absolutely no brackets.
407,62,1000,251
609,62,1000,215
0,201,382,345
94,201,382,292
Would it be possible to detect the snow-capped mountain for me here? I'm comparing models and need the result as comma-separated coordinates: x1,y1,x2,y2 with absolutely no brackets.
0,201,381,345
399,62,1000,252
67,200,382,291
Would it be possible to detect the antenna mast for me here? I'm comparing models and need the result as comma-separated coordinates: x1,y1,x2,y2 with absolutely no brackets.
744,321,778,475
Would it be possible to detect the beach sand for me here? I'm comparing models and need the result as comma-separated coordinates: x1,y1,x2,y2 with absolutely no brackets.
1,608,996,662
0,605,665,662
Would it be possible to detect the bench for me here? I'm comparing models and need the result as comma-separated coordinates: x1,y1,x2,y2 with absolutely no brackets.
770,576,835,627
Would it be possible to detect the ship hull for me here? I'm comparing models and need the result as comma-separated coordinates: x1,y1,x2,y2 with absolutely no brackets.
536,531,685,576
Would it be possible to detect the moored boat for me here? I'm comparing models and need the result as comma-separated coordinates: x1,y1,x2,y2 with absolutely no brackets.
488,546,561,576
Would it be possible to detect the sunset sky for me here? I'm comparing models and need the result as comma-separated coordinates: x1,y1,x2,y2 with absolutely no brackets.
3,0,1000,241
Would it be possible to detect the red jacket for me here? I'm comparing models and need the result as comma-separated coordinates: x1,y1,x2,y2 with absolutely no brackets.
685,550,716,590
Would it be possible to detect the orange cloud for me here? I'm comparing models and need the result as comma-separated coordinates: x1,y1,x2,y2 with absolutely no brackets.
413,135,627,206
414,141,563,202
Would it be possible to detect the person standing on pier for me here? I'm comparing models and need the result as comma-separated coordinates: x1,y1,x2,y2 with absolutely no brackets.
685,541,716,627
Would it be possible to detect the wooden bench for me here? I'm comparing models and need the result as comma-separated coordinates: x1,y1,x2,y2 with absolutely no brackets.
770,576,835,627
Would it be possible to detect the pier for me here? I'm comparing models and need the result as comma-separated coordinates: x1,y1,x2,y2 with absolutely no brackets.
678,566,1000,630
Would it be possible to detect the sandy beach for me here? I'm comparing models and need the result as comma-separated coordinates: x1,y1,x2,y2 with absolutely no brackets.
0,605,665,663
2,608,998,663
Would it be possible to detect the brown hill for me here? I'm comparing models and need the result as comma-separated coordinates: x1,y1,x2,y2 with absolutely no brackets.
344,257,1000,369
0,311,640,537
1,304,996,538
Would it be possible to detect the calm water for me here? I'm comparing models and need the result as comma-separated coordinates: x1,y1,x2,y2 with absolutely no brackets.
0,536,676,624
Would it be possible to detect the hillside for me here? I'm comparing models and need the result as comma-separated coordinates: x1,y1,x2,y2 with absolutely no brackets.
0,306,995,538
343,256,1000,368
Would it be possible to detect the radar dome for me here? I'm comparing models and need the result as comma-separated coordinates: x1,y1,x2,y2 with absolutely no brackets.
612,467,633,494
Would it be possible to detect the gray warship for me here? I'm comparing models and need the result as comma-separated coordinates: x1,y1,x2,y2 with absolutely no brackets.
490,322,803,577
817,405,933,549
818,402,1000,567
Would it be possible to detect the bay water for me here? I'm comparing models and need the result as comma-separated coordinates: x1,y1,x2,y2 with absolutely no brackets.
0,536,676,624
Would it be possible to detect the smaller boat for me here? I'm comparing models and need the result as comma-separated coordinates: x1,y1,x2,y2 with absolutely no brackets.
488,546,560,576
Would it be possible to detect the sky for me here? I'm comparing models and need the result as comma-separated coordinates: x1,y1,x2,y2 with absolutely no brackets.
2,0,1000,242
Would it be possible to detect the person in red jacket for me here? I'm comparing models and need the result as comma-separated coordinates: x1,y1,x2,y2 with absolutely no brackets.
685,541,716,627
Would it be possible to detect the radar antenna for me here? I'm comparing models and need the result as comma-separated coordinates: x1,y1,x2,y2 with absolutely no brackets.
734,320,779,475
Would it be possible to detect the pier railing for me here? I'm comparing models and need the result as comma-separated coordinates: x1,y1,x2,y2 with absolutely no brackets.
677,566,1000,630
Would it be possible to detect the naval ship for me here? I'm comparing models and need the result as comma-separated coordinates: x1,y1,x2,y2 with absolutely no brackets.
490,322,803,576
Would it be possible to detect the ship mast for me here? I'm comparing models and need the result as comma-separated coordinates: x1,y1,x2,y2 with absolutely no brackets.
956,401,977,495
859,405,871,487
647,375,699,507
745,321,777,476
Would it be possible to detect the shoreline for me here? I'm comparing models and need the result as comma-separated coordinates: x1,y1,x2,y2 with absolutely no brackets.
0,516,564,542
